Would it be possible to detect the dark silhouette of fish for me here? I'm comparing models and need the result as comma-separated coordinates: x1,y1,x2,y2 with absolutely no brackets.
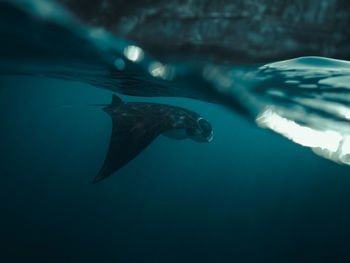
94,94,213,183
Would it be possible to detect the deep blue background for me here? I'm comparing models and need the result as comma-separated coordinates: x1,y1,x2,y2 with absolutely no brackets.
1,76,350,262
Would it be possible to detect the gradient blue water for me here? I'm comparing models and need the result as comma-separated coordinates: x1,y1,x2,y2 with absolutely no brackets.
2,0,350,262
2,76,350,262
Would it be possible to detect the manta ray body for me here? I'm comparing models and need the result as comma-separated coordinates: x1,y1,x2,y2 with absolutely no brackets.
94,94,213,183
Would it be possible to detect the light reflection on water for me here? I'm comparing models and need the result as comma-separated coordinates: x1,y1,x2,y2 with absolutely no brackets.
4,0,350,169
256,106,350,165
251,57,350,166
123,45,144,62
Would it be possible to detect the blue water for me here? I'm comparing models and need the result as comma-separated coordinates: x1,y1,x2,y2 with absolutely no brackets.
2,1,350,262
3,76,350,263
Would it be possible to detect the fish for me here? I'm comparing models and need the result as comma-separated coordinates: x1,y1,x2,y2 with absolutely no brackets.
93,94,213,183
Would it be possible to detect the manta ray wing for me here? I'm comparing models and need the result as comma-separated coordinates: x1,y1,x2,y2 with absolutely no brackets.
93,105,167,183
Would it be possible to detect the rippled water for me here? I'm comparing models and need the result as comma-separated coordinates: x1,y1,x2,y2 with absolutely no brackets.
3,0,350,168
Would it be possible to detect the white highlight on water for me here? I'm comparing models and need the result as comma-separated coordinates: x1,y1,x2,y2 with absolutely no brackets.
256,106,350,166
257,106,342,152
123,45,144,62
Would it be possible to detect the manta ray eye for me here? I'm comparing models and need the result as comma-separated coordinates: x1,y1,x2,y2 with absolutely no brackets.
197,118,212,136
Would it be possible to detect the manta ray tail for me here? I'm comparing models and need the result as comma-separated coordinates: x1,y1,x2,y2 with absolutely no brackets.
88,94,123,108
111,94,123,105
93,94,161,184
102,94,123,110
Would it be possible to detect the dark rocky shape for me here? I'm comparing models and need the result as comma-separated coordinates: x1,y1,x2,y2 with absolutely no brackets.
61,0,350,63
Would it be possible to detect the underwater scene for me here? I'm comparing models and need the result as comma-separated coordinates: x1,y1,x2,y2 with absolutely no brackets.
1,0,350,262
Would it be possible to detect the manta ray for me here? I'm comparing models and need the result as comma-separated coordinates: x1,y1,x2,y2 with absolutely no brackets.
93,94,213,183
